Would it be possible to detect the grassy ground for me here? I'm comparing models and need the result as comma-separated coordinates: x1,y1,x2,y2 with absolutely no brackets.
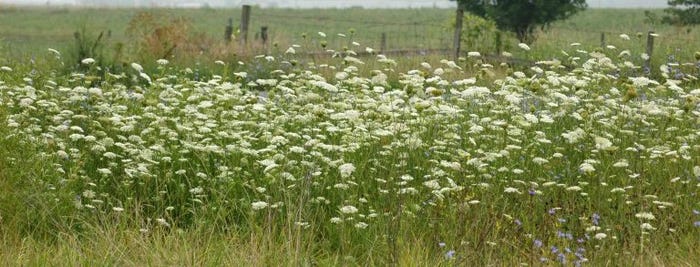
3,227,699,266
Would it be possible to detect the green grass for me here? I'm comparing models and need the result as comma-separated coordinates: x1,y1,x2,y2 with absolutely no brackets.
534,9,699,68
3,226,699,266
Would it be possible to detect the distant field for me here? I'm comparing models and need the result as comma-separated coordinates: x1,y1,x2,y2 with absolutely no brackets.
535,9,699,64
0,7,698,65
0,7,453,56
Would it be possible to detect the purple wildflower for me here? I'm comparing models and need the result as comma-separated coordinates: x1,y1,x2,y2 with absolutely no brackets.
592,213,600,226
445,250,456,259
557,231,573,240
534,239,543,248
557,253,567,264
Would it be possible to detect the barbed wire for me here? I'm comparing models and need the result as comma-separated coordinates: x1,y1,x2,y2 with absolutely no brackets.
253,12,447,28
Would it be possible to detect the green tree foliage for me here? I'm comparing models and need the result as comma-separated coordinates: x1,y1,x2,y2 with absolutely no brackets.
663,0,700,25
454,14,508,54
454,0,587,43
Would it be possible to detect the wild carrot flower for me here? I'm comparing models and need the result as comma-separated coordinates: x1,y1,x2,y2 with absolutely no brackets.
251,201,269,210
340,205,358,214
339,163,356,178
81,58,95,65
131,62,144,72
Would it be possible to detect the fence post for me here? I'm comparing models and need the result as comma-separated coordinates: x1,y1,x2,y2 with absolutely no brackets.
414,22,419,43
453,1,464,60
261,26,268,48
600,32,605,47
225,18,233,43
644,31,655,75
380,32,387,53
240,5,251,45
495,31,502,55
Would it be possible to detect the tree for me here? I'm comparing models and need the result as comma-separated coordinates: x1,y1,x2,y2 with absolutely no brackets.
662,0,700,26
454,0,587,43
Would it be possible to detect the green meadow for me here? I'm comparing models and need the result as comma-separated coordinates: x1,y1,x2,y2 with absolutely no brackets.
1,6,700,266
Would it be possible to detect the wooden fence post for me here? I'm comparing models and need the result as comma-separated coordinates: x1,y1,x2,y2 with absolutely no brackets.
261,26,268,48
380,32,387,53
495,31,502,55
240,5,251,45
225,18,233,43
453,2,464,60
600,32,605,47
644,31,655,75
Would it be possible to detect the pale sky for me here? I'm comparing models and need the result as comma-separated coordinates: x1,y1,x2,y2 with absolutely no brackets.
1,0,670,8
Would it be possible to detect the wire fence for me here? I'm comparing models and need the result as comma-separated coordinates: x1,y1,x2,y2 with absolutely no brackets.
229,9,453,54
226,6,700,68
